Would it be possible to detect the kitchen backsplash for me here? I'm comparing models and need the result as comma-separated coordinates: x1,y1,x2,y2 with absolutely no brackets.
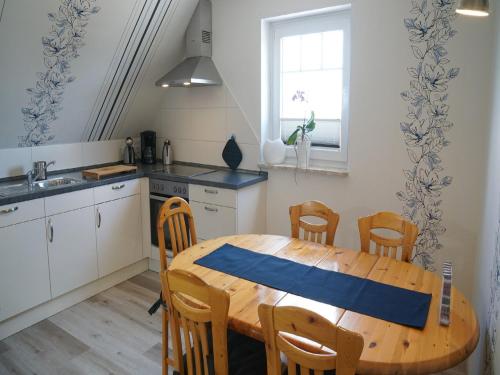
152,83,261,171
0,140,123,179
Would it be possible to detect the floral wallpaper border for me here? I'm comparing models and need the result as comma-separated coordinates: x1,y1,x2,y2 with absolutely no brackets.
19,0,100,147
485,204,500,374
397,0,459,271
0,0,6,24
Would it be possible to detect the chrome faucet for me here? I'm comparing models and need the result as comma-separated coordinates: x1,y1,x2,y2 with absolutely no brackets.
27,160,56,186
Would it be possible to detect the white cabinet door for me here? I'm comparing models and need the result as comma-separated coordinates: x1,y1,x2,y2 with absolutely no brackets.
191,201,236,240
96,195,142,277
0,219,51,321
46,207,98,298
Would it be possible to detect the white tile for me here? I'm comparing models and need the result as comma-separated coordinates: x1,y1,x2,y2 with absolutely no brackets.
31,143,83,172
226,107,259,145
170,139,260,171
225,85,238,108
191,108,226,142
171,139,225,167
82,140,123,166
238,143,261,170
157,109,192,139
0,147,32,178
159,88,191,109
190,85,226,108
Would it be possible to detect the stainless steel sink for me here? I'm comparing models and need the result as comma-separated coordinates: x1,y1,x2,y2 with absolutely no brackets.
0,182,28,196
33,177,81,189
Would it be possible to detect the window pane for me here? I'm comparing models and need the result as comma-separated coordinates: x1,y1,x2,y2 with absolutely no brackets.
323,30,343,69
281,119,340,148
281,35,301,72
276,15,348,151
300,33,322,71
281,70,343,120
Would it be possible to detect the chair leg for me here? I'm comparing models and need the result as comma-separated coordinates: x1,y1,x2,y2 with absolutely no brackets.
162,307,169,375
169,308,183,374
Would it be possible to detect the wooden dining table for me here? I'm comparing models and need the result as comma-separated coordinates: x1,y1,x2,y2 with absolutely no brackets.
169,234,479,375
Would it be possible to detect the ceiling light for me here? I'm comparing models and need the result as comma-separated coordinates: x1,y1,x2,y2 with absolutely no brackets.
183,82,191,86
161,84,169,88
456,0,489,16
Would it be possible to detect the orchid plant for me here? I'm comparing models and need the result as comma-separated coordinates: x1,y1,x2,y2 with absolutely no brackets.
286,111,316,145
286,90,316,145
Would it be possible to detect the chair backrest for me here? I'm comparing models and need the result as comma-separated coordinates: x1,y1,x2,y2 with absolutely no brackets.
289,201,340,246
161,269,230,375
157,197,197,271
258,304,364,375
358,211,418,262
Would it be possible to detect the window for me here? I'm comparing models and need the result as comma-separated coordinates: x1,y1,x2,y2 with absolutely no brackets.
269,8,351,167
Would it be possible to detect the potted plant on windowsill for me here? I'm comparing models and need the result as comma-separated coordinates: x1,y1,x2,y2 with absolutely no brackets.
286,110,315,169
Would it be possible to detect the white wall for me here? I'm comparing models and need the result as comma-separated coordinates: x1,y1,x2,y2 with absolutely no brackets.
148,2,494,371
0,0,203,148
170,0,490,298
114,0,199,140
0,140,123,179
470,1,500,373
0,0,138,147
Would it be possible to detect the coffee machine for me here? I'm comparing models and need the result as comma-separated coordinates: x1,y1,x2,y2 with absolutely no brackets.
140,131,156,164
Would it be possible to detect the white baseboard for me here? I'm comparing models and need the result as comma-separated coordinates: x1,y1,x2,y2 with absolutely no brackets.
0,259,149,341
149,258,160,273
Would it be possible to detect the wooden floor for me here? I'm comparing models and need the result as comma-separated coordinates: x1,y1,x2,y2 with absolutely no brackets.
0,271,170,375
0,271,467,375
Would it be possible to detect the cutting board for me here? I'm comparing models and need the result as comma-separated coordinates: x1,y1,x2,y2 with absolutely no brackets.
82,165,138,180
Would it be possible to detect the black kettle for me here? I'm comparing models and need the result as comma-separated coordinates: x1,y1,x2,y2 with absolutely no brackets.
123,137,136,164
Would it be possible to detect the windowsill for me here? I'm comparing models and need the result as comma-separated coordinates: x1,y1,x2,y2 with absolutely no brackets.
258,163,349,176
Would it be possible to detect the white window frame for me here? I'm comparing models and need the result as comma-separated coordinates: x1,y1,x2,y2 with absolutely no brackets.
270,9,351,169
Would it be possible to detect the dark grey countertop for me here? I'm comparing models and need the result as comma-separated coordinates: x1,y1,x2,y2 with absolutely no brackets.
0,162,267,206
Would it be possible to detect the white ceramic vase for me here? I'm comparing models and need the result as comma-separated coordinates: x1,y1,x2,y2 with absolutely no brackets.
263,138,286,165
295,138,311,169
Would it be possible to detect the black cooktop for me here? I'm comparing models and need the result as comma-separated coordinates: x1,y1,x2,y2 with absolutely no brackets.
151,164,214,177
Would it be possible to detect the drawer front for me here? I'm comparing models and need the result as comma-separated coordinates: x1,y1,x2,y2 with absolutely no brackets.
0,198,45,228
191,201,236,240
45,188,94,216
189,184,237,208
94,179,140,204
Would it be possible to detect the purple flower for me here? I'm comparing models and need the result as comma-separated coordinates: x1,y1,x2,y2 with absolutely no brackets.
292,90,306,102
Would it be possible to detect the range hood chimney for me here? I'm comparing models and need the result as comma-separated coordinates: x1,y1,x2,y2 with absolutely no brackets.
155,0,222,87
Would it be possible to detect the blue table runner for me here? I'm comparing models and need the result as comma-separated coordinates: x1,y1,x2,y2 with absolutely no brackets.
194,244,432,329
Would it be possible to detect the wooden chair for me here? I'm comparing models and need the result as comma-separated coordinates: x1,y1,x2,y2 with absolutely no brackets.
161,269,230,375
162,269,267,375
289,201,340,246
258,304,364,375
156,197,197,375
157,196,197,272
358,211,418,262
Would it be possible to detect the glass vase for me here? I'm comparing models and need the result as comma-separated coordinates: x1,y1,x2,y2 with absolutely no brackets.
295,138,311,169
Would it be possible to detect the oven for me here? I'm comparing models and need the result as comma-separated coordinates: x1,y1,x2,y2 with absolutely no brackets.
149,178,189,254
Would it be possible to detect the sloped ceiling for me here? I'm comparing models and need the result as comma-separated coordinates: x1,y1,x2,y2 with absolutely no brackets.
0,0,197,149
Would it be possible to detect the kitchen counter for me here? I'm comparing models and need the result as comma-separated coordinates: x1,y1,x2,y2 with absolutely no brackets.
0,162,267,206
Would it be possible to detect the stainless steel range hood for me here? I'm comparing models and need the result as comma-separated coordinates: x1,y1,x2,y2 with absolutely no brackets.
156,0,222,87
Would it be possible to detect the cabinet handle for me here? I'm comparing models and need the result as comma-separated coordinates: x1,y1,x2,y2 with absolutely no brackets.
0,206,18,214
204,188,218,194
48,219,54,243
112,184,125,190
204,206,218,213
97,209,101,228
